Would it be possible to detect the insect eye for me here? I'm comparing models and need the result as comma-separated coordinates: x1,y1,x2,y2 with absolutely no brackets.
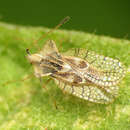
26,48,31,55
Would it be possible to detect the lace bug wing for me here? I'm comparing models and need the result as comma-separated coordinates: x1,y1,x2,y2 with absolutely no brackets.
60,48,126,103
63,48,126,87
54,79,118,104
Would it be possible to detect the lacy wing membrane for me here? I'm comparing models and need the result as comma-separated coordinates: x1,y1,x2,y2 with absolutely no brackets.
54,79,119,104
63,48,126,86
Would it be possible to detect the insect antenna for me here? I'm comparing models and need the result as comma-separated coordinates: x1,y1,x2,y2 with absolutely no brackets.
33,16,70,51
2,48,34,87
2,74,34,87
3,17,70,87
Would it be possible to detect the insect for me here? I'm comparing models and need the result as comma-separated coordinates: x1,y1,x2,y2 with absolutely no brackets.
26,38,126,104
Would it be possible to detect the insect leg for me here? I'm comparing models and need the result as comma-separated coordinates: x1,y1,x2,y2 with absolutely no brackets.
83,50,89,59
74,48,80,57
89,58,97,64
42,78,59,109
42,78,52,90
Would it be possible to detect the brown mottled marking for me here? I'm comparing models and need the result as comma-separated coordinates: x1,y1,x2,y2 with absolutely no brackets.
73,75,82,84
56,72,70,78
79,61,87,68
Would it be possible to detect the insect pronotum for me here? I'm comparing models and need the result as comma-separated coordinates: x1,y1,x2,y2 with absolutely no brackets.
26,32,126,104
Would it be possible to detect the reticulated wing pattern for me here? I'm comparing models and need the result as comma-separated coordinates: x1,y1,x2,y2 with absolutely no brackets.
63,48,126,86
54,79,118,104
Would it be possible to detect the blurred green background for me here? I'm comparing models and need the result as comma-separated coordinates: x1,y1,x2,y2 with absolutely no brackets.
0,0,130,39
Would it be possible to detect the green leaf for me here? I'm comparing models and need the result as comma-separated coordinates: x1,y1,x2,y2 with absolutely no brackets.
0,22,130,130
